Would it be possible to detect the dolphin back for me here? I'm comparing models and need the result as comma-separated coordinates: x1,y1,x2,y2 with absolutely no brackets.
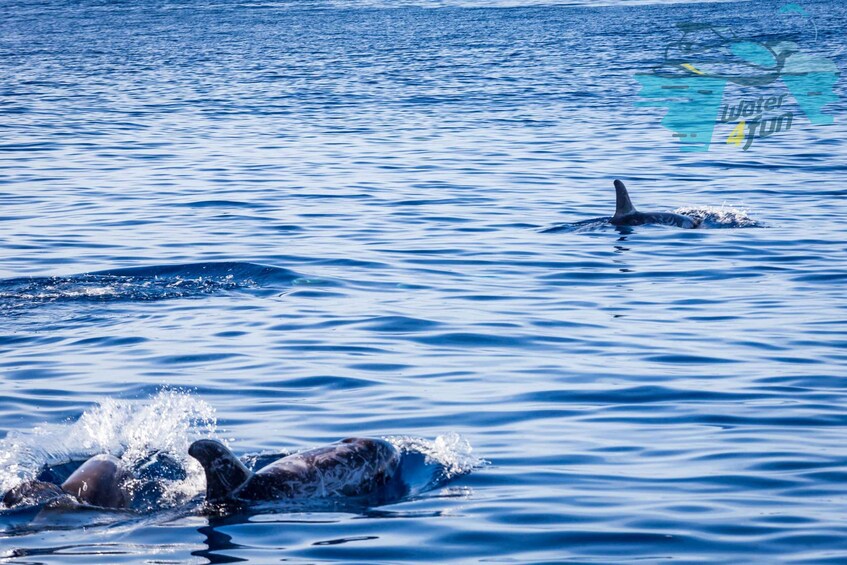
239,438,402,501
2,480,66,508
61,454,131,508
609,180,699,228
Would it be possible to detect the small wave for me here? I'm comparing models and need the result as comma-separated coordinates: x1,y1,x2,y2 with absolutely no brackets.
674,205,764,228
540,218,613,234
0,262,300,308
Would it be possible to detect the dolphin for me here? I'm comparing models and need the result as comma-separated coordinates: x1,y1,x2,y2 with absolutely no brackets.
2,454,131,509
1,479,66,508
611,180,699,228
188,438,402,504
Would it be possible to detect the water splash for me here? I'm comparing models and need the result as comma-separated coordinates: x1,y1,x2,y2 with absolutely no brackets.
0,390,218,507
387,432,483,486
674,204,764,228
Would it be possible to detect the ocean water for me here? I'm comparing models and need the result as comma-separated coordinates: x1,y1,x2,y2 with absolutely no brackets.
2,0,847,562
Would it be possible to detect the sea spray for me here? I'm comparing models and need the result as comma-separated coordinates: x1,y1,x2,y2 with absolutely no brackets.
673,204,763,228
387,432,484,479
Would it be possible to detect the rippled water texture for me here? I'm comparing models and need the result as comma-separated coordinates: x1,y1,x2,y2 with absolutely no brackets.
2,0,847,562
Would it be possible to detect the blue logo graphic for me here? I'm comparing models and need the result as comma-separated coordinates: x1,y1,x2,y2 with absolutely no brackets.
635,4,840,152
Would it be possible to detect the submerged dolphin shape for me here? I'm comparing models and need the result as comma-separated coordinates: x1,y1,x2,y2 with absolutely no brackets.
611,180,699,228
188,438,402,505
2,454,131,509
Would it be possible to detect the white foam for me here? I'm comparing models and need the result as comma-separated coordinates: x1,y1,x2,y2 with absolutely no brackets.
674,204,763,228
386,432,483,478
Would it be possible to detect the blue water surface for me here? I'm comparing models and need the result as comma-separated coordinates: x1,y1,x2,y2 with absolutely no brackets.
2,0,847,562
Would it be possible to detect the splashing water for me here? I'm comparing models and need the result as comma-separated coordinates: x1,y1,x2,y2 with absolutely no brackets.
388,433,483,481
0,390,218,507
674,204,764,228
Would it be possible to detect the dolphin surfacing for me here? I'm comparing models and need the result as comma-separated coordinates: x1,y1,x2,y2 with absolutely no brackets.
60,454,131,508
2,454,131,509
189,438,402,504
611,180,699,228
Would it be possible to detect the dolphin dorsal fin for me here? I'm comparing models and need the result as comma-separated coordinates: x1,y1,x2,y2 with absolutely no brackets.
188,440,252,502
613,179,636,218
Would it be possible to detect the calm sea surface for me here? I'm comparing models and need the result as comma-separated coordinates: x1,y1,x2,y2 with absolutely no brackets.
2,0,847,562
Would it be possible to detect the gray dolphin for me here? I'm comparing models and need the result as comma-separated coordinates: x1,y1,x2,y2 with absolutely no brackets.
188,438,401,504
2,454,131,509
611,180,699,228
